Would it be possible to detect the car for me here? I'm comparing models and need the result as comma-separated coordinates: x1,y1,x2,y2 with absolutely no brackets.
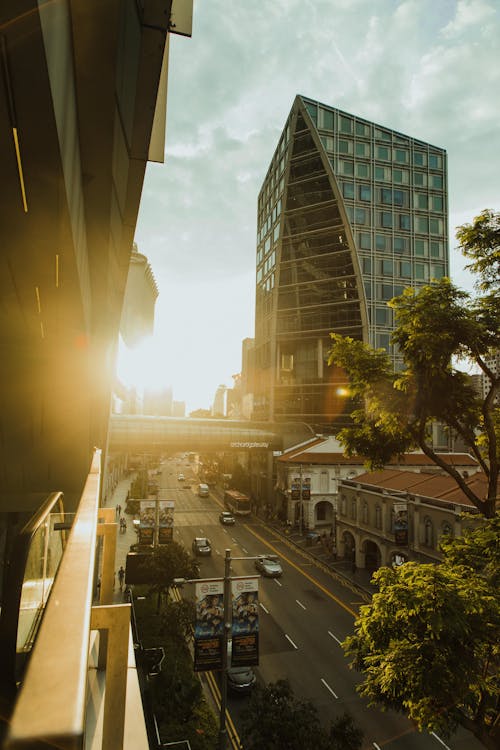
178,473,185,481
254,555,283,577
219,511,235,525
192,537,212,556
227,640,256,694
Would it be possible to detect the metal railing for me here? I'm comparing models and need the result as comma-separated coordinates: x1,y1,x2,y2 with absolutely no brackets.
5,449,148,750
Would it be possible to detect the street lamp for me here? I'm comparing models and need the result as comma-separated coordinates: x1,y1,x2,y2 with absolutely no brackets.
175,548,269,750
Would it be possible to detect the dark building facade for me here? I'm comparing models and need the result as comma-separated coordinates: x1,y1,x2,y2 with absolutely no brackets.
253,95,448,431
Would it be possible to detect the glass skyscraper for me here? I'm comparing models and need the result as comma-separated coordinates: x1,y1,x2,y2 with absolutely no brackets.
253,95,448,431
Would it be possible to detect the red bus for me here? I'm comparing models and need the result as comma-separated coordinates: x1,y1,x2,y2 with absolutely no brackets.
224,490,251,516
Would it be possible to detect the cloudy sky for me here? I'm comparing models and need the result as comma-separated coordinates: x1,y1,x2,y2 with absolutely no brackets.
119,0,500,412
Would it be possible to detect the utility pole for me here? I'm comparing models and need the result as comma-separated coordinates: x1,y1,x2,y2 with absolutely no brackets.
299,463,303,535
219,549,232,750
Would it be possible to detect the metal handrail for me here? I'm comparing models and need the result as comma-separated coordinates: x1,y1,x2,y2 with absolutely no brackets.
0,491,66,703
6,450,101,749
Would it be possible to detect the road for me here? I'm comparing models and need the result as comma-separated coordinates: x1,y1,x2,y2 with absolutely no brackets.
160,457,483,750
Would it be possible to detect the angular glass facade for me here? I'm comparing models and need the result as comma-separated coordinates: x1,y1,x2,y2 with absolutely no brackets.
253,95,448,431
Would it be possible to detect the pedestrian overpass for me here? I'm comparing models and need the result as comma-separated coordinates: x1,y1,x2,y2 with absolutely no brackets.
108,414,316,454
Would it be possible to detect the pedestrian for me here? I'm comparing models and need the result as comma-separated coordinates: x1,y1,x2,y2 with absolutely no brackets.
331,543,337,561
118,566,125,591
115,503,120,517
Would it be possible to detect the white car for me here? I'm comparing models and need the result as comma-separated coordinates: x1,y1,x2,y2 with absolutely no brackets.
255,555,283,577
178,473,185,481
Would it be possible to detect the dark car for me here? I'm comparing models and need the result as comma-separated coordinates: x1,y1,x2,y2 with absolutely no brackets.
219,511,235,526
254,555,283,578
227,641,256,694
192,537,212,556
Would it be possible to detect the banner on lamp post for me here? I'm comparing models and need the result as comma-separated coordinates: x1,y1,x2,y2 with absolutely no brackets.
394,502,409,545
231,576,259,667
158,500,174,544
193,579,224,672
301,477,311,500
139,499,156,545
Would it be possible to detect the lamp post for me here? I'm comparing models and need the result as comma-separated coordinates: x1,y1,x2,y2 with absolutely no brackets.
175,548,269,750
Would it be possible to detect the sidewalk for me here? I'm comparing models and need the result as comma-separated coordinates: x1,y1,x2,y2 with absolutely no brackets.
103,474,138,602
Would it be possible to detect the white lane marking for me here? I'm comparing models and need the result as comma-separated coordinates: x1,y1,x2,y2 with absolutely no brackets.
320,678,338,699
274,578,282,587
373,743,382,750
241,547,248,553
431,732,451,750
259,602,269,614
231,537,237,543
296,599,306,610
328,630,343,646
285,634,298,649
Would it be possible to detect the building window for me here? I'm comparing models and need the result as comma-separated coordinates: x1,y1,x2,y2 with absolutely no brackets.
393,168,409,184
381,284,393,300
415,263,429,281
393,189,407,207
340,116,353,134
375,505,382,529
376,234,389,251
394,236,408,254
350,499,357,520
362,502,369,524
377,145,390,160
399,213,411,230
429,153,442,169
431,195,443,211
343,182,355,199
414,151,427,167
381,188,393,204
441,522,453,539
431,264,445,279
430,217,444,234
430,240,443,258
376,306,388,325
424,517,434,547
363,256,372,273
355,141,370,157
414,171,427,187
400,260,411,278
359,232,371,250
321,108,334,130
377,332,390,350
430,174,443,189
382,259,393,275
415,238,428,256
355,207,367,224
375,165,391,181
320,135,334,152
356,121,370,136
394,148,408,163
339,139,352,154
340,496,346,515
340,160,354,175
359,184,372,201
380,211,392,228
414,192,428,210
356,162,370,178
305,101,317,123
416,216,429,233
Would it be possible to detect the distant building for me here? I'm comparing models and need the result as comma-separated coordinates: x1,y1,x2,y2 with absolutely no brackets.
212,384,227,417
143,386,173,416
253,95,448,431
172,400,186,417
120,243,159,347
241,338,255,418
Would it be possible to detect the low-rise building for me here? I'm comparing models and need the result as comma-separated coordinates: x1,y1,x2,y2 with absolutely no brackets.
337,469,488,571
275,435,479,534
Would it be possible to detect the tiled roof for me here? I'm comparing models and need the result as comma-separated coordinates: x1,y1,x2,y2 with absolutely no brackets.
345,470,493,508
278,450,478,467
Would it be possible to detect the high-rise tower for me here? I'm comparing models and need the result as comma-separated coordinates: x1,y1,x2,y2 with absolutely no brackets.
253,95,448,431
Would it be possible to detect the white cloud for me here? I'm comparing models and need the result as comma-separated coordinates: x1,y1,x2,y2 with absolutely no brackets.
130,0,500,410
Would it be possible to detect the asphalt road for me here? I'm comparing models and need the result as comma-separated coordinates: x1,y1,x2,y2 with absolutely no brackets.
159,458,483,750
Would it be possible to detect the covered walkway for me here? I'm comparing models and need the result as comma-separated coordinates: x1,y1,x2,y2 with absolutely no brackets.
109,414,315,454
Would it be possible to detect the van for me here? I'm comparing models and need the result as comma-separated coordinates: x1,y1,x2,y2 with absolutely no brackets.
198,483,209,497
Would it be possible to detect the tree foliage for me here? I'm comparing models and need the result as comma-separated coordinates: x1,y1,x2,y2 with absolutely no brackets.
327,210,500,517
139,542,199,613
240,679,363,750
343,515,500,748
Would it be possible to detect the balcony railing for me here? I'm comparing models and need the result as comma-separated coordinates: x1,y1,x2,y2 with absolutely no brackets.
4,449,148,750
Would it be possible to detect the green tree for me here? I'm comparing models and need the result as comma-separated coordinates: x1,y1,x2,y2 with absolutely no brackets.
343,516,500,749
327,210,500,518
140,542,199,613
240,679,363,750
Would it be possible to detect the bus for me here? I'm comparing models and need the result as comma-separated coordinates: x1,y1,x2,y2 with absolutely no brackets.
224,490,251,516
